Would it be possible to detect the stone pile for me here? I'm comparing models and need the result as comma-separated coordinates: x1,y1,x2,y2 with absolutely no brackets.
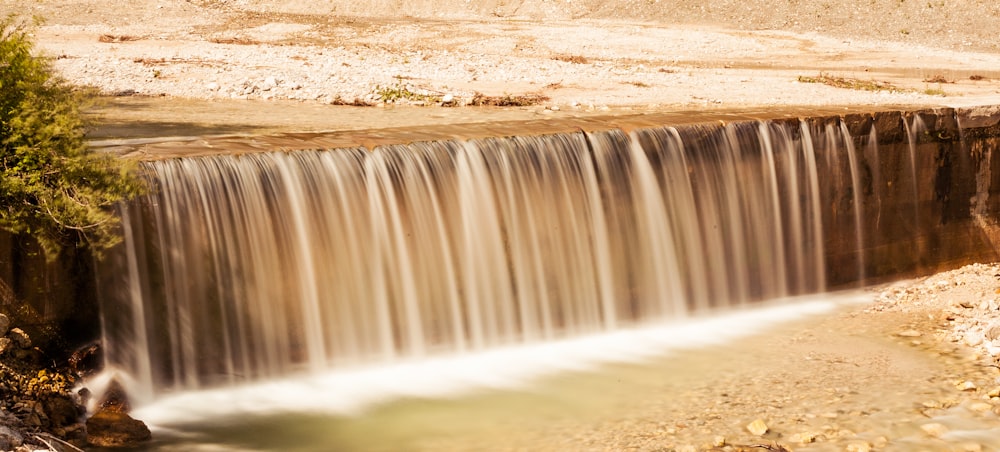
0,312,151,450
872,262,1000,363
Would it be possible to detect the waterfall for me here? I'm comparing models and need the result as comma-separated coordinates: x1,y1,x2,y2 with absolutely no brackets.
100,118,873,401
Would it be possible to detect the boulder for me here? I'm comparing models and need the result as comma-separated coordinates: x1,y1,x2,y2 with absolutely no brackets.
40,394,84,429
68,342,103,378
85,408,152,448
0,425,24,450
8,328,30,349
98,379,131,413
0,313,9,336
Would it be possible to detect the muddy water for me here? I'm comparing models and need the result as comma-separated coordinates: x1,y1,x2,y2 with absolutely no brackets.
128,293,999,452
84,96,908,141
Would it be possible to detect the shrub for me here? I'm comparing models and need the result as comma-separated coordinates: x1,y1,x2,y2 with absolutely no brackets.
1,16,144,259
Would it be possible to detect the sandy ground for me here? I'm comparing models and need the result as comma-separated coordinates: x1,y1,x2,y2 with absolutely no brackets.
4,0,1000,137
4,1,1000,450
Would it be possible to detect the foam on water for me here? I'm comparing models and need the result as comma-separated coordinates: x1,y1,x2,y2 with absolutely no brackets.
128,292,866,427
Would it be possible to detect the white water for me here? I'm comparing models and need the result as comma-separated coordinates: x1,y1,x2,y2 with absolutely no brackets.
129,293,860,426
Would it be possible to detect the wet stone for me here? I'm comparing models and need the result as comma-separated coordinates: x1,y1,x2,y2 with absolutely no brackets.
85,409,152,448
7,328,30,349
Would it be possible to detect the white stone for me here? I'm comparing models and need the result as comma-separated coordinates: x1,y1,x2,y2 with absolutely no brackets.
846,441,872,452
746,419,768,436
958,380,978,391
442,93,454,103
969,402,992,413
920,422,949,437
206,82,220,91
790,432,816,443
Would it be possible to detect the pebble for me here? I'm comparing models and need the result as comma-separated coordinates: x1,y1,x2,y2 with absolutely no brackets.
711,435,725,447
789,432,816,443
968,402,992,413
986,322,1000,340
846,441,871,452
957,380,978,391
746,418,768,436
919,422,949,437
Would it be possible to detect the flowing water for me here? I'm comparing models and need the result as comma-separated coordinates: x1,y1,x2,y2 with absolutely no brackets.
94,116,974,449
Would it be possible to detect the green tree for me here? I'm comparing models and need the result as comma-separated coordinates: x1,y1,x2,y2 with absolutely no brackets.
1,16,144,259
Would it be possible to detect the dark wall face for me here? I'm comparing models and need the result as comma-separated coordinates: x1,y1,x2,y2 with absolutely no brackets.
0,231,100,357
821,108,1000,287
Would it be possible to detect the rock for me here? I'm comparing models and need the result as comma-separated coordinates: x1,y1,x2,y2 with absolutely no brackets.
969,402,992,413
965,332,984,346
846,441,872,452
40,394,83,428
8,328,30,349
0,337,12,355
959,442,983,452
790,432,816,443
987,387,1000,398
896,329,922,337
98,379,132,413
746,418,769,436
0,313,9,336
85,408,152,448
986,322,1000,340
957,380,978,391
68,342,103,378
0,425,23,450
441,93,454,103
920,422,949,437
712,435,726,447
206,82,220,91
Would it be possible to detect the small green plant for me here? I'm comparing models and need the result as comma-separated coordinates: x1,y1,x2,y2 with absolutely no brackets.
374,76,441,104
469,92,549,107
626,81,652,88
797,73,900,92
1,16,145,259
552,54,588,64
923,87,947,96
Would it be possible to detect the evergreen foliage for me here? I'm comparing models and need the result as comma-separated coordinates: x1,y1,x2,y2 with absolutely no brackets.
0,16,144,259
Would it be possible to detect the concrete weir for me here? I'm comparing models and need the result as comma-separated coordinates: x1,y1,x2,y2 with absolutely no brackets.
4,104,1000,354
95,104,1000,288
